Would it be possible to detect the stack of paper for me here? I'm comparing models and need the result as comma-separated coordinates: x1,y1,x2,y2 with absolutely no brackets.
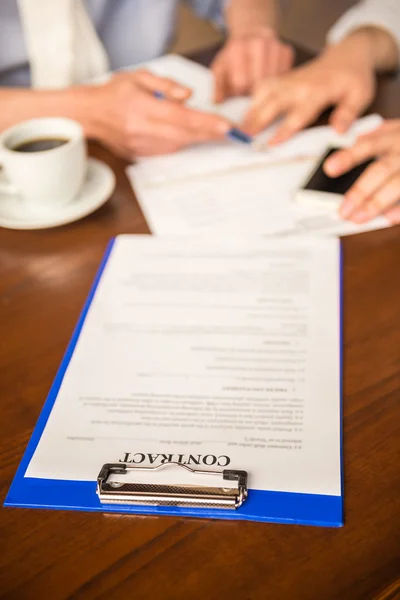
126,55,387,238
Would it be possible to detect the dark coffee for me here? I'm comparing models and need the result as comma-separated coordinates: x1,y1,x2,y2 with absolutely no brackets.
12,137,69,153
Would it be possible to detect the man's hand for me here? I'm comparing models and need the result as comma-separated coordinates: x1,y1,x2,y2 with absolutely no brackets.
85,70,231,159
324,120,400,225
211,28,294,103
242,29,379,143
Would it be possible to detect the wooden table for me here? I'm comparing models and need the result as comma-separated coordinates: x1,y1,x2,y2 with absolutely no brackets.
1,46,399,600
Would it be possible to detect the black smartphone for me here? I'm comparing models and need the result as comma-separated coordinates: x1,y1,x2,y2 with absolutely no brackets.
295,147,375,209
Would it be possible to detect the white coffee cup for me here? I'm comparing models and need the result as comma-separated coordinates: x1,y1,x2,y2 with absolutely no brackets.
0,117,87,212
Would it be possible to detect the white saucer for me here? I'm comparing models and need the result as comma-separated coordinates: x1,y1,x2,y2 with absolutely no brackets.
0,158,115,230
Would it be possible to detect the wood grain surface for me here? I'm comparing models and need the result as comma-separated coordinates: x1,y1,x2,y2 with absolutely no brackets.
0,45,399,600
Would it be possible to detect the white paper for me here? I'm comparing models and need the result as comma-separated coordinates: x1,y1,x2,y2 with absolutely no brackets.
26,235,341,497
130,113,382,188
122,55,387,238
131,157,387,238
128,116,387,238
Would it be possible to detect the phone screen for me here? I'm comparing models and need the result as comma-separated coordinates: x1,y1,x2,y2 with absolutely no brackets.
303,147,375,195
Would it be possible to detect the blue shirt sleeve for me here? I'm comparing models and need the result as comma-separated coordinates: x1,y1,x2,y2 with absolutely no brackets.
185,0,229,28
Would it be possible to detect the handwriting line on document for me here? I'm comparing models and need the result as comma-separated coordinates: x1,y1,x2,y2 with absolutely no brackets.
70,435,231,445
142,155,317,189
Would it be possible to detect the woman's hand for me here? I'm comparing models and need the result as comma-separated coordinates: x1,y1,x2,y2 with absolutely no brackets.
242,29,378,143
212,28,294,103
84,70,231,159
324,120,400,225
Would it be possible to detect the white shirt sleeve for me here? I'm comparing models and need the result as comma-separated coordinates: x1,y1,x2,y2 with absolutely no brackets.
327,0,400,56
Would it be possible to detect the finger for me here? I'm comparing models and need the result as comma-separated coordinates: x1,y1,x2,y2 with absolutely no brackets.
248,37,271,89
134,69,192,101
131,135,184,157
264,38,281,77
324,136,392,178
242,83,286,134
247,74,279,111
356,122,400,155
339,156,399,219
129,127,192,157
362,119,400,135
212,58,229,104
384,203,400,224
277,44,295,75
243,96,284,135
329,90,367,134
350,170,400,223
146,95,231,138
357,123,395,141
132,118,221,156
226,40,251,96
150,119,221,146
268,98,327,145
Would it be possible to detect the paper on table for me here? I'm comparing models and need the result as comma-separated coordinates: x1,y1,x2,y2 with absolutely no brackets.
26,235,341,498
128,116,387,238
130,113,382,188
130,156,388,238
121,57,386,237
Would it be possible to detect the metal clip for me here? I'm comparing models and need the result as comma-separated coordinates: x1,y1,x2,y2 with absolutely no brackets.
97,462,248,509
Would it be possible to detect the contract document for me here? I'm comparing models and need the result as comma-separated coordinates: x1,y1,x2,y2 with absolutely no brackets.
6,235,343,526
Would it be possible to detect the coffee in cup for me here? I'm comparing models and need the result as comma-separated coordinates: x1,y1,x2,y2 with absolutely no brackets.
12,138,70,153
0,117,87,212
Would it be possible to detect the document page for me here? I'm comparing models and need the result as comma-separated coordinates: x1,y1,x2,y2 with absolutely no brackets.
130,115,381,188
131,158,387,238
128,116,386,238
26,236,341,497
122,55,386,238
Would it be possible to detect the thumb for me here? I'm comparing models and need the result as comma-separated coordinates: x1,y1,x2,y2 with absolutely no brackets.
134,69,192,102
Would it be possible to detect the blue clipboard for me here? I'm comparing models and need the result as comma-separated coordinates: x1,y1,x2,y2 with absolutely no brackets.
4,239,344,526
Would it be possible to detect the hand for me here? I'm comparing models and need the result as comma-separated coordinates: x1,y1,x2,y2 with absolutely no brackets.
85,70,231,159
324,120,400,224
242,31,377,143
211,28,294,103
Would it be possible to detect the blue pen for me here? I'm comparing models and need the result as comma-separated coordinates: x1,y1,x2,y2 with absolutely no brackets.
153,90,253,146
153,90,166,100
226,127,253,145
